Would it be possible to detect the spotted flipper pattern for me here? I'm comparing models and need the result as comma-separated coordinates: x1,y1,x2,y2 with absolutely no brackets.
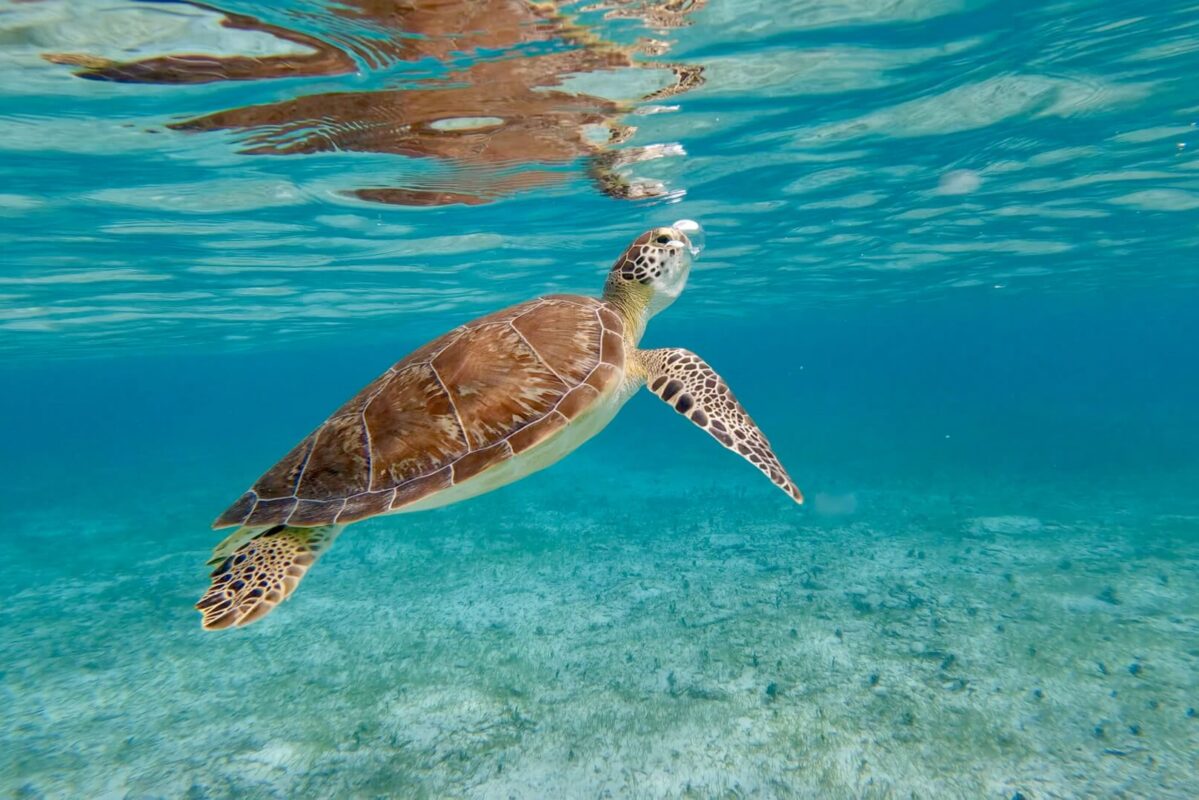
639,348,803,504
196,525,342,629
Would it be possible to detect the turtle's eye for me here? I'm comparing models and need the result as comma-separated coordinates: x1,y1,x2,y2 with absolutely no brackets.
655,235,671,245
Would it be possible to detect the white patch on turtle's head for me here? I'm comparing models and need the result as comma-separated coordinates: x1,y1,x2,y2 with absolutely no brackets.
605,222,701,318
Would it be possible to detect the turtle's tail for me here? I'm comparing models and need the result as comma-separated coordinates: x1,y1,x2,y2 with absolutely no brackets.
196,524,343,630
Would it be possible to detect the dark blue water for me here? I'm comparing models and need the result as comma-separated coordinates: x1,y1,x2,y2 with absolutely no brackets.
2,1,1198,797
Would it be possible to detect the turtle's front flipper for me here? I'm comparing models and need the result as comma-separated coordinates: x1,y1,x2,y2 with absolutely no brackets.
638,348,803,504
196,524,342,630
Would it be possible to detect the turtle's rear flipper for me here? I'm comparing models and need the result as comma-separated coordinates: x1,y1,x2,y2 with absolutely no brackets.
196,525,342,630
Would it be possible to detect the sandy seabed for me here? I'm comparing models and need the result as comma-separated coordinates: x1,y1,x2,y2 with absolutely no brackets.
3,474,1197,799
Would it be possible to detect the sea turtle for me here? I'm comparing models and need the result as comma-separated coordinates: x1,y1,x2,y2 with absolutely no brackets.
197,221,802,629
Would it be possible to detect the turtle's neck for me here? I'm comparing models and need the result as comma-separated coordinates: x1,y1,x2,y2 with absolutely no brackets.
601,277,653,345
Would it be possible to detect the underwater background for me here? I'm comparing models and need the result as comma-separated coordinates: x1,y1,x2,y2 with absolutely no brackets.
2,0,1198,797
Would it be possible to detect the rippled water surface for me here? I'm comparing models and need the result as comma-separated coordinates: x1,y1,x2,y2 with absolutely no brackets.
2,1,1198,798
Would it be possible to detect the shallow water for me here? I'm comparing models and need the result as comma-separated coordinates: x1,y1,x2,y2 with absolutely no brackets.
2,0,1198,797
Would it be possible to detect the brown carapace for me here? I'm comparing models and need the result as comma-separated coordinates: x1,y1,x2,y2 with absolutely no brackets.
45,0,706,205
214,296,627,532
196,223,803,630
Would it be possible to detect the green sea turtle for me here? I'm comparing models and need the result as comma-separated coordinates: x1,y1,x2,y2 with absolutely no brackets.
197,221,802,629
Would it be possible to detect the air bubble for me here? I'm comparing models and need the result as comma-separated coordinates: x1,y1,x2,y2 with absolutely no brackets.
672,219,704,256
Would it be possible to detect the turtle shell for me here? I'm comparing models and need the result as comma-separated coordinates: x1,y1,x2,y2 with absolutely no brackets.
214,295,626,529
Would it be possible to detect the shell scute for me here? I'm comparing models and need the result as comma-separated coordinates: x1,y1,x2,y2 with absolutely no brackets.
215,491,257,528
246,497,296,527
600,328,625,370
296,413,371,498
557,384,601,420
511,302,601,385
364,362,468,488
391,466,454,509
431,322,566,448
451,441,514,485
597,305,623,332
251,433,317,500
289,498,343,527
508,411,569,454
337,490,396,524
584,362,623,395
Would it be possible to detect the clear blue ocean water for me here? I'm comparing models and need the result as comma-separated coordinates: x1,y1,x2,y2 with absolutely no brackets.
2,1,1198,797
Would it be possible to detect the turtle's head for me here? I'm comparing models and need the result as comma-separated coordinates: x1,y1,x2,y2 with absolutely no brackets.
603,220,703,329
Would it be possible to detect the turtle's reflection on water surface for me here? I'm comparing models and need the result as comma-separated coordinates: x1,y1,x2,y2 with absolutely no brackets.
46,0,706,206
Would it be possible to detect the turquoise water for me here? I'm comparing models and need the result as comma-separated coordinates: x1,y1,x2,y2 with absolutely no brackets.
3,0,1199,796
